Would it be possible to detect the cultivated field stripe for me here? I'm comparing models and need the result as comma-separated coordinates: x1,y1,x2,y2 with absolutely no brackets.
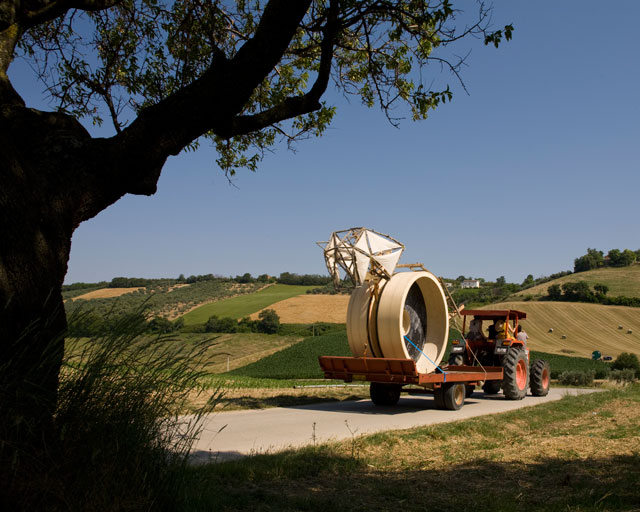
181,284,320,324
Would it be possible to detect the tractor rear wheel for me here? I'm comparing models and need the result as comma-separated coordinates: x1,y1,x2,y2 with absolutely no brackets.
530,359,551,396
370,382,402,406
503,347,529,400
482,380,501,395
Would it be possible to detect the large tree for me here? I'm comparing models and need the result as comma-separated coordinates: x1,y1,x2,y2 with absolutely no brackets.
0,0,511,437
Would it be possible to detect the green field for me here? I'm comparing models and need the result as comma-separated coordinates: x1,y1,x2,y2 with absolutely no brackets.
181,284,320,325
513,265,640,299
227,329,612,380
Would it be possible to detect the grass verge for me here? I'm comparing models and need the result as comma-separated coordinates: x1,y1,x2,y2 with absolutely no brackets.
184,384,640,511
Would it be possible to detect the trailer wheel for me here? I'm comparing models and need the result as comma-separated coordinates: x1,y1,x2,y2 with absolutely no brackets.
442,383,465,410
433,387,445,409
448,353,464,366
370,382,402,406
482,380,501,395
503,347,529,400
530,359,551,396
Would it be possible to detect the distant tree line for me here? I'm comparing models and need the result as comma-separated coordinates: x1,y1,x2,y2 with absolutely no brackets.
546,281,640,307
62,281,109,292
67,310,185,337
574,248,639,273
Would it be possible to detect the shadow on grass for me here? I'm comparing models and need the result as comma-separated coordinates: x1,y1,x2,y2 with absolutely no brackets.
185,451,640,511
216,393,368,411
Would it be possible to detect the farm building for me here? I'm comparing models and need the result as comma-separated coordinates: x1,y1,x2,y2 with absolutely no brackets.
461,279,481,289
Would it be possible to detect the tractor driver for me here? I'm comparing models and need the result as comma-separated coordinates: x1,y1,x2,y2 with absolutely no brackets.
488,319,507,340
466,319,487,342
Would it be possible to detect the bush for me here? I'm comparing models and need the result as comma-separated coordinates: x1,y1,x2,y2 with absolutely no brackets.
205,315,238,333
257,309,280,334
611,352,640,376
558,370,595,386
608,369,636,383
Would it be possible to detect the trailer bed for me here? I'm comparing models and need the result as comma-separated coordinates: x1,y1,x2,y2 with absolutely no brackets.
318,356,503,386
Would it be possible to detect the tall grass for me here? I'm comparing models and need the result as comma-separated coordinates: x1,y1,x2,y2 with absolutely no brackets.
2,311,220,511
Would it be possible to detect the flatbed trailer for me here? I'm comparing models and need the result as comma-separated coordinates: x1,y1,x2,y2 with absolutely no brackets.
318,356,504,410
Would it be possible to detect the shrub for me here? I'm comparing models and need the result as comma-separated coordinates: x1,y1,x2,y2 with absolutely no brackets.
205,315,238,333
2,316,218,511
608,369,636,384
257,309,280,334
611,352,640,377
558,370,595,386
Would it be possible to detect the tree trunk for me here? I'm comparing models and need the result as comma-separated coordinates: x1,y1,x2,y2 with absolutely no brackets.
0,111,77,445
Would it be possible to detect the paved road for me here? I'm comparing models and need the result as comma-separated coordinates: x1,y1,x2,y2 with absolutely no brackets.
190,388,597,463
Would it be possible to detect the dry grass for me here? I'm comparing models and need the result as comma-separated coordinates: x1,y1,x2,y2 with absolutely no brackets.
190,386,640,511
71,287,144,300
484,301,640,358
514,265,640,299
250,294,349,323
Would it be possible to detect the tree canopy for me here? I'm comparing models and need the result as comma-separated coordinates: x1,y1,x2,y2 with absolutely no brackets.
3,0,512,174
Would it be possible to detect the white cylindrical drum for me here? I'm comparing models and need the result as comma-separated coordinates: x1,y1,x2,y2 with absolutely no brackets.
346,271,449,374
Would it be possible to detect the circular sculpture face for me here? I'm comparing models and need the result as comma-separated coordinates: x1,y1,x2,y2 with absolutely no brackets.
402,282,427,360
346,271,449,374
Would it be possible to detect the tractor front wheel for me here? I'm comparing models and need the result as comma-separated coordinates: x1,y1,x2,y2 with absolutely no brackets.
370,382,402,406
503,348,529,400
530,359,551,396
483,380,502,395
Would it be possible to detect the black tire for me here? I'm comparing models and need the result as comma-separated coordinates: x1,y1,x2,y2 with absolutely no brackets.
433,387,445,409
482,380,501,395
530,359,551,397
448,353,464,366
441,383,465,410
502,347,529,400
370,382,402,406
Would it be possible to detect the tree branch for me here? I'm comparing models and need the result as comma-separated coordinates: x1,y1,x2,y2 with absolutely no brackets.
110,0,314,196
222,0,339,138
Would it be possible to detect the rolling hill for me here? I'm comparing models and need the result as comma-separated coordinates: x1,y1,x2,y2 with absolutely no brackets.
512,265,640,299
180,284,320,324
483,301,640,358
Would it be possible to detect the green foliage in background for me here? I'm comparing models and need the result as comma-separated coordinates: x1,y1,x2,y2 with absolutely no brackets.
612,352,640,377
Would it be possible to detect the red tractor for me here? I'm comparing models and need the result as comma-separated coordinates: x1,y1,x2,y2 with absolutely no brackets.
448,309,550,399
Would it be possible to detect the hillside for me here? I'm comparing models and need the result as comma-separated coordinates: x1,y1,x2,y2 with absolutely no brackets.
180,284,320,325
484,301,640,358
512,265,640,299
249,294,350,323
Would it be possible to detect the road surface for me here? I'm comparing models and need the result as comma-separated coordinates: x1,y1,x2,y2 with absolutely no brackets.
190,387,597,463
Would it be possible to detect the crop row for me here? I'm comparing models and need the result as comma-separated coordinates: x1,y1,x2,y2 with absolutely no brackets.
229,330,614,380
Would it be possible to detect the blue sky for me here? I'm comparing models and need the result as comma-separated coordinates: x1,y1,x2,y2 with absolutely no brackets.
9,1,640,284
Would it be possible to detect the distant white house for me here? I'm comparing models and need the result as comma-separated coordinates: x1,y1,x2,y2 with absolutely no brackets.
461,279,481,289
